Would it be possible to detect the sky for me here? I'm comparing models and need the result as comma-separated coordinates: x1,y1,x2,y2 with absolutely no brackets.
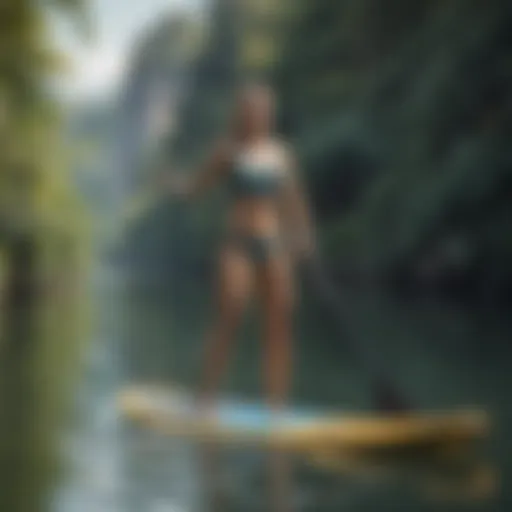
53,0,204,102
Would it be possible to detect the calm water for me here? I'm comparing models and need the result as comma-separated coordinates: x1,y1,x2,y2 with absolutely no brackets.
2,268,510,511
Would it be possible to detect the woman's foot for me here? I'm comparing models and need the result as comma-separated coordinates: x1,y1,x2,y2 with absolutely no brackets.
194,393,219,423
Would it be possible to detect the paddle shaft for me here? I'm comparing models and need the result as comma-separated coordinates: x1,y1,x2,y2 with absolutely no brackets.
301,255,410,412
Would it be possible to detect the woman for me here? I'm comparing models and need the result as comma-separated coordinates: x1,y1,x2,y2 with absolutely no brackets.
169,82,315,416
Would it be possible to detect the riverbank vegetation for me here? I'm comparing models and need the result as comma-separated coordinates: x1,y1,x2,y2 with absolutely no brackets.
120,0,512,302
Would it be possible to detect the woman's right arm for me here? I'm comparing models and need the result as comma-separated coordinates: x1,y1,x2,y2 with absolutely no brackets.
165,139,232,201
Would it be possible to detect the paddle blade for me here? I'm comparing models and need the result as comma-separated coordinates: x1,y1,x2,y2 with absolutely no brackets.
373,377,412,413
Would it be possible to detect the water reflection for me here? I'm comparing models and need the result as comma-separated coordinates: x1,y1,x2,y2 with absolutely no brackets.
0,309,42,512
0,287,84,512
1,276,509,511
117,285,506,511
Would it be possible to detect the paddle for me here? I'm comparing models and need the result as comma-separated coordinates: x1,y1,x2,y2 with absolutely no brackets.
301,254,411,413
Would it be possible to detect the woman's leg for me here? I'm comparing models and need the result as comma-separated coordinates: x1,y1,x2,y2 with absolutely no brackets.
199,248,252,511
257,253,294,411
257,253,295,512
198,247,253,409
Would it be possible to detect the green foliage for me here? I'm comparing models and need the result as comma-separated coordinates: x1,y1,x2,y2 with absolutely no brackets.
273,0,512,294
121,0,512,297
0,3,90,510
0,0,90,288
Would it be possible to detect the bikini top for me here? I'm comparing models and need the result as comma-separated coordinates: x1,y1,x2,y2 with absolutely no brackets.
229,145,285,198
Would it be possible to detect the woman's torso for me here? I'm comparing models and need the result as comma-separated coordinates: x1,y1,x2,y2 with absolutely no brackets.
225,139,287,237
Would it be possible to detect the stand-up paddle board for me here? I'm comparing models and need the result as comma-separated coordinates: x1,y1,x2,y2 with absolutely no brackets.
117,385,489,454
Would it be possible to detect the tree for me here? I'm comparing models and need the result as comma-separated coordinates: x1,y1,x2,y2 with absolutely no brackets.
0,0,88,312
